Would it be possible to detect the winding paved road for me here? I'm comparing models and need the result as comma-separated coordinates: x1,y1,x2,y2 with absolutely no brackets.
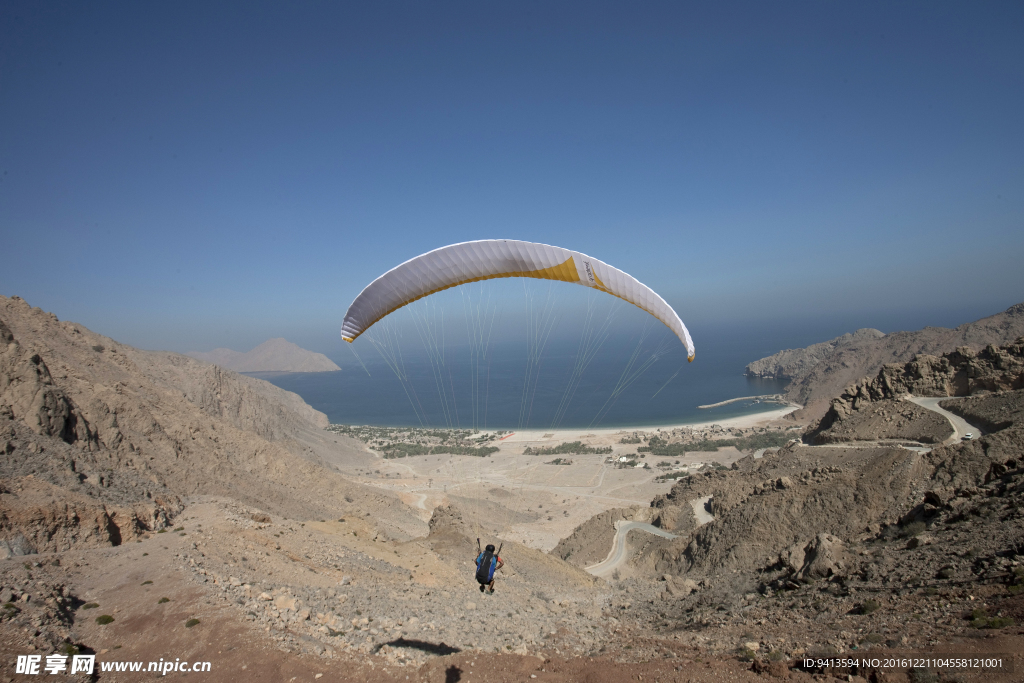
586,495,716,578
908,396,979,444
586,522,678,577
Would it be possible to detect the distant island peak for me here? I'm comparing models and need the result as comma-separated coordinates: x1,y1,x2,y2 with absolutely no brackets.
187,337,340,373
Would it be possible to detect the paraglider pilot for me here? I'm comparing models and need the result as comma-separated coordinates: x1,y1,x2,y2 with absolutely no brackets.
475,540,504,593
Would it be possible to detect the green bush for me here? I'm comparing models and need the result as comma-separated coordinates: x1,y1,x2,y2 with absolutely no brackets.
158,597,170,604
970,608,1014,629
82,602,99,609
858,600,881,615
638,431,792,456
524,441,611,456
95,615,114,625
185,618,200,628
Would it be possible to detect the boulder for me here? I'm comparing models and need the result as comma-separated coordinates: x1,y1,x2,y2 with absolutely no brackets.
795,533,848,581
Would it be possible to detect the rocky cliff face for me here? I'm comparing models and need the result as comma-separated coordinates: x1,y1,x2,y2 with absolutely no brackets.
806,337,1024,443
748,302,1024,420
0,295,422,555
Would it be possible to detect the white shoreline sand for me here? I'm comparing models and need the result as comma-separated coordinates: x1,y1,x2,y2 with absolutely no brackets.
497,403,801,444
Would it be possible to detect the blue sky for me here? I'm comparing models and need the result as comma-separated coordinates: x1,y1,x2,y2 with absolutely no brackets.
1,1,1022,357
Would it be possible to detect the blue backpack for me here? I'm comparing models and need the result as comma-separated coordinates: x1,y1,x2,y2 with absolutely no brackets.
475,551,495,583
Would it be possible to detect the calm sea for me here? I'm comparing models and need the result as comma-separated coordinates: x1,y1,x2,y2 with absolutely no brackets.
243,279,982,429
249,321,797,430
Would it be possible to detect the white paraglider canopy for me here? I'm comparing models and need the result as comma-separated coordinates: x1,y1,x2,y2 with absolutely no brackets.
341,239,694,361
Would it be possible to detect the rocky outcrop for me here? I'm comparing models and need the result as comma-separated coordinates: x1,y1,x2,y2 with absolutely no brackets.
647,445,929,579
748,302,1024,420
806,338,1024,443
940,389,1024,434
0,319,94,446
806,398,952,445
745,328,884,380
552,506,643,568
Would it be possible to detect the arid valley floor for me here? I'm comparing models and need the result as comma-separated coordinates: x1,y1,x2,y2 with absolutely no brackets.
2,295,1024,682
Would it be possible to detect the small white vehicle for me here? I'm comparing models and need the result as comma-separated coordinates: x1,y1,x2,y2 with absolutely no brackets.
962,433,974,441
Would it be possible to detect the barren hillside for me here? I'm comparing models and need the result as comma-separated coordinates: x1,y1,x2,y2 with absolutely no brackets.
0,295,423,546
748,302,1024,420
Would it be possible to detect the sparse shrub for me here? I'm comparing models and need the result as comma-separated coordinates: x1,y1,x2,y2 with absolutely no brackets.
57,643,79,656
858,600,881,615
908,668,939,683
524,441,611,456
173,527,183,532
95,615,114,625
861,633,884,644
899,521,927,538
924,587,939,596
737,648,757,661
157,529,167,534
185,618,200,628
158,597,169,604
936,567,954,579
970,608,1014,629
82,602,99,609
767,650,785,661
141,580,152,585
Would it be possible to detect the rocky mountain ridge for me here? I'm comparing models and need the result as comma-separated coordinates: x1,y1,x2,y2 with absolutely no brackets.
745,327,885,380
747,302,1024,420
188,337,341,373
807,336,1024,444
0,295,422,556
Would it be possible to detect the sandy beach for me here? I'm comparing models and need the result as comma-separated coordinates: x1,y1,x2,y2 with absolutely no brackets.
497,402,800,445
